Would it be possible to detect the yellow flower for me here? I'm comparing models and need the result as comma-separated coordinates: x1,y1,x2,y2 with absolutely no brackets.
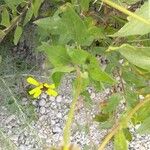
27,77,58,98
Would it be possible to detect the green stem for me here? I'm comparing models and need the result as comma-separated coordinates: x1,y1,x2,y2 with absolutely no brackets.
63,68,82,150
98,94,150,150
101,0,150,25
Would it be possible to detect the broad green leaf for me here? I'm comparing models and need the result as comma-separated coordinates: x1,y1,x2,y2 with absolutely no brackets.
67,48,89,65
99,118,114,129
4,0,25,9
1,7,10,27
81,90,93,107
52,66,75,87
94,113,109,122
23,7,34,26
114,130,128,150
122,69,146,88
137,116,150,134
123,128,132,142
34,3,104,46
38,43,71,67
80,0,90,11
125,89,138,107
113,2,150,36
108,44,150,71
52,72,64,87
87,55,115,84
13,25,23,45
60,3,88,45
32,0,43,17
103,93,121,114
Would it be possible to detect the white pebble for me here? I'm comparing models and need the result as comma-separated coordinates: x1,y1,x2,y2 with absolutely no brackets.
53,126,62,133
57,112,62,118
40,107,46,114
39,99,46,106
56,95,62,102
49,96,55,101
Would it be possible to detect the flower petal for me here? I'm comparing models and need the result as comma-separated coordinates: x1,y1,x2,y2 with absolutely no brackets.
27,77,40,86
44,83,55,89
33,90,42,98
29,86,43,95
46,89,58,97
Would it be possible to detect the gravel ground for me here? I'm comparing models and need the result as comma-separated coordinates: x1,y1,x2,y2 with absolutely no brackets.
0,75,150,150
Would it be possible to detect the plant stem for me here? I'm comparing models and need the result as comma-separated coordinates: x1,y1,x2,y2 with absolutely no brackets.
63,68,82,150
98,94,150,150
100,0,150,25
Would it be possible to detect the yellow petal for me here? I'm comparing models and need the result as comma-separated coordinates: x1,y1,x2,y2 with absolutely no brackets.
33,90,42,98
44,83,55,89
28,86,40,95
46,89,58,97
27,77,40,86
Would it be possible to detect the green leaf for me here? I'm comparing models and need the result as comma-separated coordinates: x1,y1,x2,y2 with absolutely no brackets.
80,0,90,11
108,44,150,71
123,128,132,142
137,116,150,134
23,7,34,26
60,3,88,45
51,66,75,87
34,3,104,46
103,93,121,114
113,2,150,36
38,43,71,67
94,113,109,122
1,7,10,27
99,118,114,129
52,72,64,87
87,55,115,84
122,69,146,88
125,89,138,107
4,0,25,9
13,25,23,45
114,130,128,150
81,90,93,107
32,0,43,17
67,48,89,65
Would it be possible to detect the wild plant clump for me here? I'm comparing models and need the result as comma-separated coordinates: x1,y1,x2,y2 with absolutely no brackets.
0,0,150,150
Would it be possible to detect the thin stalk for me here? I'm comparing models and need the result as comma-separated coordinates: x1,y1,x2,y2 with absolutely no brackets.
63,68,82,150
98,94,150,150
100,0,150,25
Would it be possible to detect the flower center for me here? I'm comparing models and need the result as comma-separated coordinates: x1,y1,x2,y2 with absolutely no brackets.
41,84,49,92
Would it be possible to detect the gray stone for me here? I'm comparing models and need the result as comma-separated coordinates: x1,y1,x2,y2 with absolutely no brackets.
56,112,62,118
52,126,61,133
56,95,62,103
40,107,46,114
39,99,46,106
32,101,38,106
49,96,55,101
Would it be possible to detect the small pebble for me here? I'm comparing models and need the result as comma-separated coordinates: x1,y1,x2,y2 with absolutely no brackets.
40,107,46,114
39,99,46,106
56,95,62,103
